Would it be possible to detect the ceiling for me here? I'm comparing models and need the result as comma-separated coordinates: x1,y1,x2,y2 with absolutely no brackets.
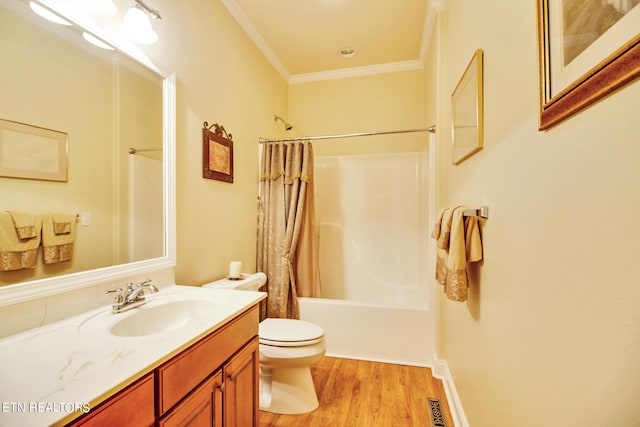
220,0,444,83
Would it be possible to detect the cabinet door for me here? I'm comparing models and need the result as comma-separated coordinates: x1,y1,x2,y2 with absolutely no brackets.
158,370,224,427
224,336,259,427
156,307,258,416
68,373,154,427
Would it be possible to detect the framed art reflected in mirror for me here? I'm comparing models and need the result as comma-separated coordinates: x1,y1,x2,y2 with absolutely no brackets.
452,49,483,165
0,119,68,182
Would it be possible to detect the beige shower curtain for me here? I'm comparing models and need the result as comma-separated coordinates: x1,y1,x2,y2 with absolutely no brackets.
257,141,321,319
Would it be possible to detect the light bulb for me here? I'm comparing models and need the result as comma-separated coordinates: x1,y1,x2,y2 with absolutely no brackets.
120,6,158,44
82,32,114,50
29,2,72,26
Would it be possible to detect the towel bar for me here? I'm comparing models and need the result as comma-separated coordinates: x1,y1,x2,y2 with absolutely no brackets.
463,206,489,219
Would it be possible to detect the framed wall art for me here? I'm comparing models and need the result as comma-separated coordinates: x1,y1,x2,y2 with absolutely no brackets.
202,121,233,183
452,49,483,165
537,0,640,130
0,119,68,182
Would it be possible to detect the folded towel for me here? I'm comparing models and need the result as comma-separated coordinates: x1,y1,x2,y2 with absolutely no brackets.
434,208,453,284
42,213,76,264
431,208,448,240
7,211,39,239
437,206,459,250
51,213,75,235
0,212,41,270
433,206,483,302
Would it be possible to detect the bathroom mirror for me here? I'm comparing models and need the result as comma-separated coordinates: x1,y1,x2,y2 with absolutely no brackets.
451,49,483,165
0,0,175,305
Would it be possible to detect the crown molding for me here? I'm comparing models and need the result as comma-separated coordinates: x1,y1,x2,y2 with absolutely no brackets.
221,0,446,84
420,0,447,64
219,0,290,81
289,60,425,84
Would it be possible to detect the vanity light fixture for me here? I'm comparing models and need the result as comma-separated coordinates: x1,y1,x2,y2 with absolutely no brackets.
29,1,72,26
77,0,118,17
120,0,161,44
82,32,114,50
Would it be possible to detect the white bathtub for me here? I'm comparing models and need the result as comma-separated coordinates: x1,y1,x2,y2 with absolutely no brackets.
299,296,434,367
308,152,434,366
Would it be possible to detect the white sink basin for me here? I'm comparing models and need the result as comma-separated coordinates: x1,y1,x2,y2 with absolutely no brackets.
75,286,264,339
108,299,218,337
77,296,227,338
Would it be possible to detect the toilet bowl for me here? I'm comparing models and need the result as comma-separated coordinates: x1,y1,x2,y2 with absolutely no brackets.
202,273,326,414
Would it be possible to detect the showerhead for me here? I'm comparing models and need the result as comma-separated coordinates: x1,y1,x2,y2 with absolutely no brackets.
274,114,293,131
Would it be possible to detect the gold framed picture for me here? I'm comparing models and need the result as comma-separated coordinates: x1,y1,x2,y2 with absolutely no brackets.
537,0,640,130
452,49,483,165
0,119,68,182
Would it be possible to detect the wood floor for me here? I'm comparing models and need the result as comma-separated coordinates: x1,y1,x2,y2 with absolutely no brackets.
259,356,454,427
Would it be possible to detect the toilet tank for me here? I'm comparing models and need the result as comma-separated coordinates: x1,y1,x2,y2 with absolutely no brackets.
201,272,267,291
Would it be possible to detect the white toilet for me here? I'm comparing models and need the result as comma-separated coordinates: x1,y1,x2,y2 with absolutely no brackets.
202,273,326,414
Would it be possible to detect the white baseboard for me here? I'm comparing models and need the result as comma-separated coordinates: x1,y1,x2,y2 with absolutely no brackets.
432,357,469,427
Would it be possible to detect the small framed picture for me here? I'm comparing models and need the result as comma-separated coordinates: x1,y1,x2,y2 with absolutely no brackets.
202,122,233,183
0,119,68,182
452,49,483,165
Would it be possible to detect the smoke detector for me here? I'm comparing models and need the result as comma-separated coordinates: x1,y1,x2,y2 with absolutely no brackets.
338,47,357,58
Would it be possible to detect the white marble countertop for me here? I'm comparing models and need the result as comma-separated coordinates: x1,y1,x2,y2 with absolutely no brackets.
0,285,265,427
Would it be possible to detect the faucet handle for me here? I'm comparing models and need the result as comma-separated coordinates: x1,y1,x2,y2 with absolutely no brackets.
105,288,124,303
137,279,159,293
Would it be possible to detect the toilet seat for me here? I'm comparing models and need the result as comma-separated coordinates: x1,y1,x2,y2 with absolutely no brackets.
259,319,325,347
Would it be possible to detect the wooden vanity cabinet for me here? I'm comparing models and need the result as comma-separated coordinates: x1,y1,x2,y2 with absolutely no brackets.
159,337,259,427
66,305,260,427
69,372,155,427
157,370,224,427
221,336,259,426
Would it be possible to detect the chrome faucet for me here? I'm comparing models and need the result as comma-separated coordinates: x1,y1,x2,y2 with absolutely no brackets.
105,279,159,313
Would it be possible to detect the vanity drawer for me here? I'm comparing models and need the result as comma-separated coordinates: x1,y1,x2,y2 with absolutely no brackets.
156,306,258,415
70,373,154,427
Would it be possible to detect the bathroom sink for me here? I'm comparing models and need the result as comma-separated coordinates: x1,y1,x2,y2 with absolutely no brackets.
77,297,223,337
76,285,264,339
108,299,217,337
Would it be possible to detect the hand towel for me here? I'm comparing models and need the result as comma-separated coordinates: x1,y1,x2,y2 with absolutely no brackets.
0,212,41,271
434,208,454,284
51,213,75,235
7,211,39,239
437,207,457,251
444,206,484,301
42,213,76,264
432,206,483,302
431,207,448,241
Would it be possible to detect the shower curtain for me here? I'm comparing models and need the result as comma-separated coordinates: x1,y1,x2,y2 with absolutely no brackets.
257,141,321,319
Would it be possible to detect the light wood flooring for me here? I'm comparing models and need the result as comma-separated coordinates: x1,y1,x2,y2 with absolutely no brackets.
259,356,453,427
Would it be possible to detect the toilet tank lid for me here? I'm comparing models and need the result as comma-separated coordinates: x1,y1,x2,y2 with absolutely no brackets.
201,272,267,290
259,319,325,342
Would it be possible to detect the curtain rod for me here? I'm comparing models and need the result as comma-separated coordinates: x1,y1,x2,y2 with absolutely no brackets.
258,125,436,144
128,147,162,154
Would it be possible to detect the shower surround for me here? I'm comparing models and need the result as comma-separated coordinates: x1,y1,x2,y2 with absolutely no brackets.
301,151,433,365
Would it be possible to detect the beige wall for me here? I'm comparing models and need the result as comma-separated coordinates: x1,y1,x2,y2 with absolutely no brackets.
289,70,428,156
433,1,640,426
139,0,288,286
